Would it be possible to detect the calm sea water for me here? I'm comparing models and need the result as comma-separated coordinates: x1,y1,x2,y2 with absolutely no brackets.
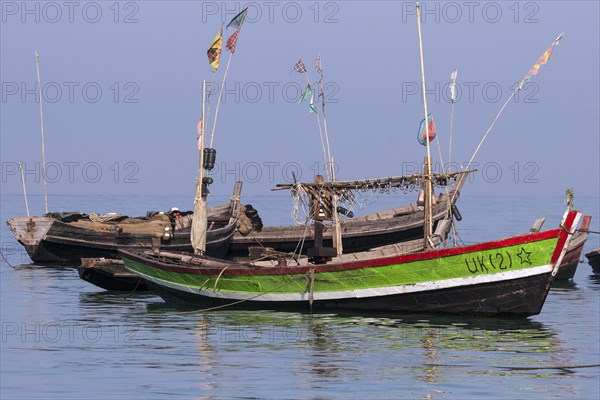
1,193,599,399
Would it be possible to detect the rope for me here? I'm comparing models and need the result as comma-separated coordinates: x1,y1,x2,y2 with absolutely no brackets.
213,266,230,292
581,229,600,235
291,217,310,261
124,277,145,300
0,249,17,269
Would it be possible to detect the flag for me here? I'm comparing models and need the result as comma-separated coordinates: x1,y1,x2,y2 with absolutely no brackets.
418,113,436,146
539,47,553,65
292,59,307,73
226,30,240,53
522,33,564,88
226,7,248,29
449,69,458,103
529,61,541,76
309,92,316,113
197,116,204,150
207,30,222,70
298,84,312,103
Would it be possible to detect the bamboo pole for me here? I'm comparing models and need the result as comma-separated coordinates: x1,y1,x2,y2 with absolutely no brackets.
35,51,48,213
19,163,30,217
316,57,342,255
452,33,563,204
209,51,233,149
448,69,457,167
330,157,343,255
210,20,247,148
416,3,433,248
303,72,328,173
448,69,458,247
192,80,208,255
200,80,206,186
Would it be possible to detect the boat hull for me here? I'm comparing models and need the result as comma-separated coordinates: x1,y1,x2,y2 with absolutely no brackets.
6,219,233,264
77,259,147,291
121,210,579,316
6,184,243,264
555,230,588,280
145,270,553,316
8,192,453,264
228,196,451,257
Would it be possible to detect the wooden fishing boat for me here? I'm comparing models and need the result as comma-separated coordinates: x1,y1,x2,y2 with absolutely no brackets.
120,164,582,316
585,248,600,274
120,208,580,316
6,185,459,264
7,182,243,264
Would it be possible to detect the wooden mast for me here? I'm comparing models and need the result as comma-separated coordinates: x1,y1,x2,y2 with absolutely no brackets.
416,3,433,248
191,80,208,254
315,56,343,256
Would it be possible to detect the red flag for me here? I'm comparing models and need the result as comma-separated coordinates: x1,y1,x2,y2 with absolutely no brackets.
226,30,240,53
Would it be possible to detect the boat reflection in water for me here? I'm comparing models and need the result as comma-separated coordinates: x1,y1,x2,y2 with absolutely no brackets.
171,310,571,395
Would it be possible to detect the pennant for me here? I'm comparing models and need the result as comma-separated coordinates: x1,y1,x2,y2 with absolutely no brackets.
529,61,541,76
539,47,553,65
298,84,312,103
418,113,436,146
207,30,222,70
449,69,458,103
197,116,204,150
309,92,316,114
226,7,248,29
292,59,307,73
226,30,240,53
520,33,564,91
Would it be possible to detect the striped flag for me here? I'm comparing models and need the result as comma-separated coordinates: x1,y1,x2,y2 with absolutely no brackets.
226,30,240,53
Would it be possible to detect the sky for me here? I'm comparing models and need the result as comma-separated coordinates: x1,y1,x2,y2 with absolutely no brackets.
1,1,599,202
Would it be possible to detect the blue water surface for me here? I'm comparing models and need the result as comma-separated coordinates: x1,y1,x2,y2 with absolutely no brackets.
1,193,599,399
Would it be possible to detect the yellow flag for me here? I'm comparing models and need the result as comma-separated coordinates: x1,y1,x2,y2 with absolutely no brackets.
207,30,222,70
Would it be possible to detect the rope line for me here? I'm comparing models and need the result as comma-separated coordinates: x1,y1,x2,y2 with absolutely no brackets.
194,278,303,312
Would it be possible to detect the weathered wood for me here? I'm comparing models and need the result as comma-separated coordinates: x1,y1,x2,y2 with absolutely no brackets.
530,218,546,233
274,170,475,191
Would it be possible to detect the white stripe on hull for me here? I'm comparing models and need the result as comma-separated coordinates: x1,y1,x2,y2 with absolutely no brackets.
135,264,553,303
